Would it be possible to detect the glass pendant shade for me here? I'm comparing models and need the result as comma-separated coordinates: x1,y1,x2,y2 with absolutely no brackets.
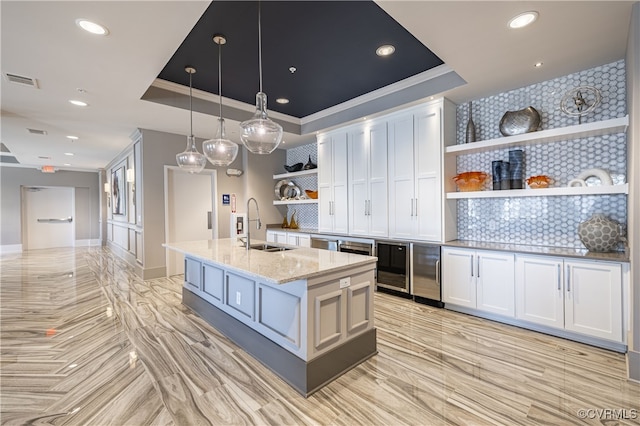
176,135,206,173
240,92,283,154
176,66,206,173
203,117,238,166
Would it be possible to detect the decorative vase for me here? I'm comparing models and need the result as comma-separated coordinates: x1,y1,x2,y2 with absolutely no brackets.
577,214,621,252
302,155,317,170
289,210,299,229
281,215,289,228
499,106,541,136
465,102,476,143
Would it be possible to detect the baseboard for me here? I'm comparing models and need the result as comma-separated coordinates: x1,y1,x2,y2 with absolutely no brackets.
75,239,101,247
0,244,22,254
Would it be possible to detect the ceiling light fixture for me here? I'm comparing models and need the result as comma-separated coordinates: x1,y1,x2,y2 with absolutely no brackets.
202,34,239,167
64,152,74,156
534,62,544,68
69,100,88,107
376,44,395,56
66,135,79,140
508,11,538,29
76,19,109,36
175,67,206,173
239,1,283,154
276,98,289,104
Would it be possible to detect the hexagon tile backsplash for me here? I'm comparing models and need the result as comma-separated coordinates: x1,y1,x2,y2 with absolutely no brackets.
455,60,627,250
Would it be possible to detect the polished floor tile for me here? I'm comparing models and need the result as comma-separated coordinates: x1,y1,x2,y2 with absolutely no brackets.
1,247,639,425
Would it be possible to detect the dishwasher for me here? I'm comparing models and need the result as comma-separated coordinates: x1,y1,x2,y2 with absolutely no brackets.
411,243,443,308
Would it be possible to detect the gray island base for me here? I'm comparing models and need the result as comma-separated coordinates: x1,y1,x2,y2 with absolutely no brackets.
163,239,378,397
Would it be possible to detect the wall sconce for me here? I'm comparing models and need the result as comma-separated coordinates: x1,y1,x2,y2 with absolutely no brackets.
104,182,111,207
126,168,136,207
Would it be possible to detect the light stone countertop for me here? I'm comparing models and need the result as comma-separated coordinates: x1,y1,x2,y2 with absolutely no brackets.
163,238,377,284
444,240,630,262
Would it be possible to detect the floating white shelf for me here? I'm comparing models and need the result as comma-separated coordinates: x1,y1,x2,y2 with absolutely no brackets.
273,169,318,179
446,184,628,199
445,115,629,155
273,199,319,205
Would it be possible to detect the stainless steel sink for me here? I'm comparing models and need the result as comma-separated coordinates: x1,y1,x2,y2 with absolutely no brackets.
250,244,294,252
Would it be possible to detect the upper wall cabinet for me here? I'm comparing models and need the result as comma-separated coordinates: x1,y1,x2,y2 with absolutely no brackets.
348,122,388,237
388,99,455,242
318,131,349,234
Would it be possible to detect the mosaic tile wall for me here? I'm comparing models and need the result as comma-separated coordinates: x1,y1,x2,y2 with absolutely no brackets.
454,60,628,249
284,143,318,229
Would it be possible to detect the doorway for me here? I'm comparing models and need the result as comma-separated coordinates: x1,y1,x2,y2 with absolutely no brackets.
164,167,218,277
22,186,75,250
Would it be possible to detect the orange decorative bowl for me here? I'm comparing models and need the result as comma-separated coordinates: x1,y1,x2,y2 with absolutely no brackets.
526,175,551,189
305,189,318,199
453,171,488,192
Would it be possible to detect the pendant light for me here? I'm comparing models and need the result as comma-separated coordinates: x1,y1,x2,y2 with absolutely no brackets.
203,34,239,166
176,67,207,174
239,1,283,154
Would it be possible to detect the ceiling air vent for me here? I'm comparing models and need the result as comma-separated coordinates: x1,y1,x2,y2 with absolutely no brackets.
4,72,39,88
27,128,47,135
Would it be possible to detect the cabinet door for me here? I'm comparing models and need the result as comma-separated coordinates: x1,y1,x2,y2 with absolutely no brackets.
368,122,388,237
266,230,276,243
287,234,299,246
318,135,333,233
387,114,415,239
202,263,224,305
442,248,475,308
414,105,442,241
274,232,287,244
184,257,201,293
564,260,622,342
332,133,349,234
296,233,311,248
348,128,369,235
476,251,515,317
515,255,564,329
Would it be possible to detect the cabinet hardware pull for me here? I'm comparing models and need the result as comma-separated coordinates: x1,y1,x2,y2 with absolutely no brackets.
414,198,418,216
470,256,474,277
435,260,440,284
557,264,561,290
477,256,480,278
566,265,571,292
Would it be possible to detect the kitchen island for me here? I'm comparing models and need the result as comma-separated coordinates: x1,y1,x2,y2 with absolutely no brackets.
163,238,378,396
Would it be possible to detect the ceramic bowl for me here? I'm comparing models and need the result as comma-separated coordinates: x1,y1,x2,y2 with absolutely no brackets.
526,175,551,189
305,189,318,199
453,171,488,192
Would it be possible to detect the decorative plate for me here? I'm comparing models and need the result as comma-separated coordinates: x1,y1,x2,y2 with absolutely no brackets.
274,179,293,199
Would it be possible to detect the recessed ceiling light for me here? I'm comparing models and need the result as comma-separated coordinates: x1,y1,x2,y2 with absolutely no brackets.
289,67,297,74
534,62,544,68
64,163,71,166
69,100,88,107
76,19,109,36
276,98,289,104
376,45,395,56
66,135,79,140
65,152,74,156
508,11,538,29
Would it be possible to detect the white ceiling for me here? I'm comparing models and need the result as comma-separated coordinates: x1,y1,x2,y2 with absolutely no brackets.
0,1,634,172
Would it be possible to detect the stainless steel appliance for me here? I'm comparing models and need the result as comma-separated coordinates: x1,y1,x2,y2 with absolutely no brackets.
310,236,339,251
338,240,374,256
375,241,410,293
411,243,442,307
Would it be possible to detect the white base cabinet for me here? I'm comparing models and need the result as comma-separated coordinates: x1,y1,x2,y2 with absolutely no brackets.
515,255,623,342
266,230,310,248
442,247,515,317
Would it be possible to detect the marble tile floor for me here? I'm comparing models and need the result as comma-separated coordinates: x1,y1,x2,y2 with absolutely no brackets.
1,247,639,426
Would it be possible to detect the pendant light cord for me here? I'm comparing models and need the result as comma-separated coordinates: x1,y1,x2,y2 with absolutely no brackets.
218,41,223,118
258,0,263,93
189,71,193,137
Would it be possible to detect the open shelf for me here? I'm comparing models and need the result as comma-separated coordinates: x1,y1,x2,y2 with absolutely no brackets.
273,199,319,205
445,115,629,155
446,183,628,199
273,169,318,179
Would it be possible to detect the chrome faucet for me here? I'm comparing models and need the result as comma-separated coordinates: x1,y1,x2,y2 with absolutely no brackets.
245,197,261,250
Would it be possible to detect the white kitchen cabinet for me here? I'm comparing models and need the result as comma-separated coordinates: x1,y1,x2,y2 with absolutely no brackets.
266,230,287,244
515,255,623,342
318,131,348,234
388,101,445,241
348,122,388,237
287,233,311,248
442,247,515,316
514,255,565,329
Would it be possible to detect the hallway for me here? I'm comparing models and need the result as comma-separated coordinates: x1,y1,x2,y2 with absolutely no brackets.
1,247,638,425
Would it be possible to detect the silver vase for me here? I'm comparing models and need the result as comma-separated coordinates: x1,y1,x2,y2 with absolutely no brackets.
465,102,476,143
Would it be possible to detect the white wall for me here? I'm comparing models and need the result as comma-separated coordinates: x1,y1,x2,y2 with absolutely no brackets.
626,1,640,381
